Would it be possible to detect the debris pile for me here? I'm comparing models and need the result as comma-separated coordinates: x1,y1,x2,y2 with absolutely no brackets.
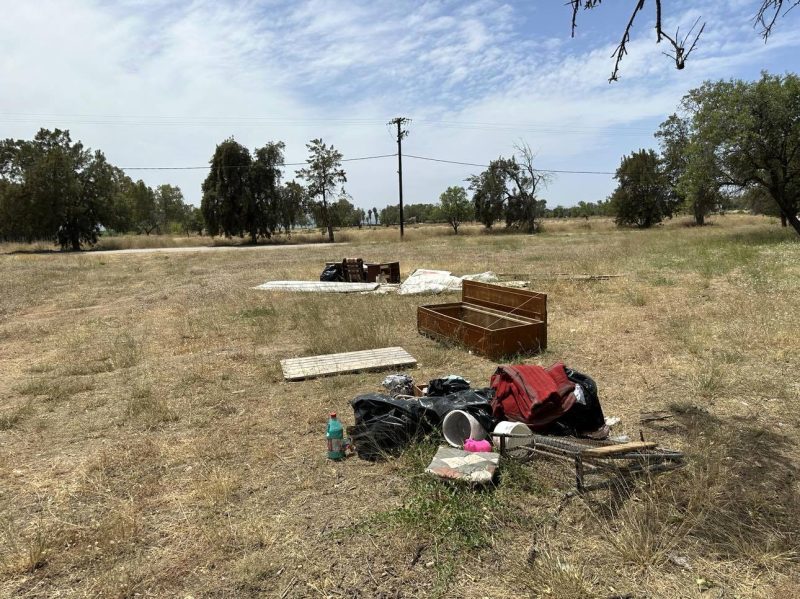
346,366,684,490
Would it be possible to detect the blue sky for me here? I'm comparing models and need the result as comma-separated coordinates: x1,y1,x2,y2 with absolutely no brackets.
1,0,799,210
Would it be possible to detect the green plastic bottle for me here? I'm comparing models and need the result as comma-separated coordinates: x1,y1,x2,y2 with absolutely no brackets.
326,412,345,460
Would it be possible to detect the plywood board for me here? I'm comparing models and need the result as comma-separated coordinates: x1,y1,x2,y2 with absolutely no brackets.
281,346,417,381
254,281,379,293
581,441,657,457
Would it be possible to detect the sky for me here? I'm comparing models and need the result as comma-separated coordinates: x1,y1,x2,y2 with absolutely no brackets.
1,0,799,210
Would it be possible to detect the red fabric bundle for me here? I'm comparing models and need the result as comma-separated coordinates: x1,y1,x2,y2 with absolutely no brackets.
490,362,576,430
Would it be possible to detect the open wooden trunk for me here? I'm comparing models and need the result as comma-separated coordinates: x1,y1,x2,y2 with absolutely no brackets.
417,280,547,359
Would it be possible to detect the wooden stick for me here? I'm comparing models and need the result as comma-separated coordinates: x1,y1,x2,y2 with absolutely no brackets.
581,441,657,457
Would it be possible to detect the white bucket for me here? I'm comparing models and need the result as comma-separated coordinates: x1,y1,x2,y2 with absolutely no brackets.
442,410,488,448
492,421,533,450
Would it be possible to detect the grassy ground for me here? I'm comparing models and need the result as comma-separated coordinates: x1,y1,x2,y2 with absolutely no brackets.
1,214,798,598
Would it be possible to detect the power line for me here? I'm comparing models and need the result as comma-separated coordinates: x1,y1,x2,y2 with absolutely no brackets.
121,152,618,175
120,153,397,170
403,154,616,175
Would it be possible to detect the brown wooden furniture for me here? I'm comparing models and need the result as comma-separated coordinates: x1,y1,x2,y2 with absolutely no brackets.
417,280,547,359
342,258,365,282
365,261,400,284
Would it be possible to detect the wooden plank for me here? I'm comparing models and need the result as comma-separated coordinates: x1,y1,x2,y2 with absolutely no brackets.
281,347,416,381
499,273,623,281
581,442,658,457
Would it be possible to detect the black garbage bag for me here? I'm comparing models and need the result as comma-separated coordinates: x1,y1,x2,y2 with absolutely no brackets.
546,368,607,437
349,389,496,461
426,376,471,396
349,394,435,461
320,263,344,282
418,387,495,433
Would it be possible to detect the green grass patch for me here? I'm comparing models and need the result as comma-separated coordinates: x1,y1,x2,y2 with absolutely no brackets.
346,441,546,596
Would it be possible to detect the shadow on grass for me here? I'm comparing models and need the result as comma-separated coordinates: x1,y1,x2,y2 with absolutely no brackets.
594,403,800,571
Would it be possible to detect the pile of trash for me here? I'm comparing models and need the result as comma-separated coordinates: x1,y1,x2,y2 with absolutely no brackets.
347,363,612,483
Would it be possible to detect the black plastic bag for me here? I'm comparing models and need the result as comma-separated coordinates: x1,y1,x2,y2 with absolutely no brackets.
546,368,606,436
349,394,434,461
349,389,496,461
418,388,495,433
427,376,471,396
320,264,344,282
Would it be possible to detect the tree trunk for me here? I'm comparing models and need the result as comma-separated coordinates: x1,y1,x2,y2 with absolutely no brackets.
785,212,800,236
773,188,800,236
322,191,334,242
71,236,80,251
780,214,787,227
695,211,705,226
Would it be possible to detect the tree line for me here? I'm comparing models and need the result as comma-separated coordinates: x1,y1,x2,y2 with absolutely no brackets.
609,72,799,235
0,129,200,249
201,137,373,243
3,72,796,249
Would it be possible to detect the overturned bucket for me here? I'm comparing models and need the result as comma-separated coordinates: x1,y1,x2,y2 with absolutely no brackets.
492,421,533,451
442,410,489,448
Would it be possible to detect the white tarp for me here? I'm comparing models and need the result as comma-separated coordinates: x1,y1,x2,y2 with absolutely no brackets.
397,269,500,295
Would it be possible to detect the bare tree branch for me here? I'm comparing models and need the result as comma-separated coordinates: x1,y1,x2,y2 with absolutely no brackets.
754,0,800,40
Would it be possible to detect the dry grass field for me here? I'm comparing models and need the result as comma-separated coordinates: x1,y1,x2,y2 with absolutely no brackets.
1,215,798,598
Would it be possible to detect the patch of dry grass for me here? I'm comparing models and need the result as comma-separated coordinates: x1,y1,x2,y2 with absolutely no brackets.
0,214,798,597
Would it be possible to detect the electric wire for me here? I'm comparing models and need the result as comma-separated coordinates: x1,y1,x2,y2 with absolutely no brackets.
403,154,616,174
120,153,397,170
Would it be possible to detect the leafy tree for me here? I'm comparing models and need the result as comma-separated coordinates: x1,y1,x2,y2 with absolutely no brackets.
379,204,400,226
0,129,115,249
468,144,550,232
610,149,677,228
500,144,551,233
439,186,472,234
740,186,783,217
129,180,160,235
681,73,800,235
183,206,205,236
656,113,724,226
404,203,442,223
280,180,306,234
104,168,137,233
201,138,252,239
296,139,346,242
468,161,506,229
249,141,285,240
372,206,378,225
327,188,359,228
155,184,186,233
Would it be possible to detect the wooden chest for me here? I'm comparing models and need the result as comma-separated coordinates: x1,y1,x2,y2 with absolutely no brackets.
417,280,547,359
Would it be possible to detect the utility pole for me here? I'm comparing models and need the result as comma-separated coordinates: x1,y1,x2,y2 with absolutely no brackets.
389,117,410,238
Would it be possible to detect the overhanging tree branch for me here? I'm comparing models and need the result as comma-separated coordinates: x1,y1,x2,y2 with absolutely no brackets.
754,0,800,40
571,1,797,82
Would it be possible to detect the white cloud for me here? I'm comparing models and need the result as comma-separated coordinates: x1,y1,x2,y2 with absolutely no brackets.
0,0,798,208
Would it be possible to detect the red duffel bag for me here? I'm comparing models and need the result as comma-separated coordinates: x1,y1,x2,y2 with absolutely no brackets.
490,362,576,430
